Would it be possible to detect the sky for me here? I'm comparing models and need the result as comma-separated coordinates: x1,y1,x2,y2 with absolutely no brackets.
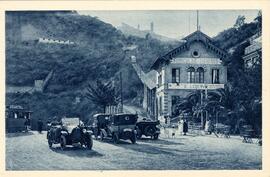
78,10,259,39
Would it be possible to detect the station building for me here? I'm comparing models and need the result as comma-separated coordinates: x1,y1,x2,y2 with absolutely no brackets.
133,30,228,123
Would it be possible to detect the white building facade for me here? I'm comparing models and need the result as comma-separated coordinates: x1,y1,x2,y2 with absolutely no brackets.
151,30,228,123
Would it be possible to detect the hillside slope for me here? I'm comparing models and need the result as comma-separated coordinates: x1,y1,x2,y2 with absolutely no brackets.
6,11,176,123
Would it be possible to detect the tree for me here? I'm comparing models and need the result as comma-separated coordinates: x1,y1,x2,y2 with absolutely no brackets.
85,80,120,113
254,10,262,33
234,15,246,29
176,91,200,116
206,86,240,132
176,90,209,128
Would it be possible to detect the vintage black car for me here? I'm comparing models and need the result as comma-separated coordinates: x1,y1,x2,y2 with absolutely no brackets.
47,117,93,150
92,113,138,144
136,118,160,140
91,113,111,140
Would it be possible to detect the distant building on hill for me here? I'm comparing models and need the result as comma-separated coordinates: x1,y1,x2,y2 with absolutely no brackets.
6,12,76,46
38,37,75,45
117,22,178,43
242,32,262,69
150,22,154,32
6,70,54,94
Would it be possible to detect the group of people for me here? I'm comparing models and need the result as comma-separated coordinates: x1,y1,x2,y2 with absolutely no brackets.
163,119,189,138
164,118,215,138
24,118,44,133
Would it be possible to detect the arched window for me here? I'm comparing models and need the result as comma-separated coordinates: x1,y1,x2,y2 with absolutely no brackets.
197,67,204,83
187,67,195,83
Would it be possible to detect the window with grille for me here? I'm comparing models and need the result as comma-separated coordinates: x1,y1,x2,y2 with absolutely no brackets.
187,67,195,83
172,68,180,83
212,69,220,84
158,74,162,87
197,67,204,83
159,97,163,116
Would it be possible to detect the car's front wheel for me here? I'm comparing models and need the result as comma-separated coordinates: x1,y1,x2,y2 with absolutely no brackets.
113,133,119,144
100,132,104,141
144,126,156,137
136,129,142,139
130,133,136,144
48,139,53,148
85,135,93,150
153,133,159,140
60,135,66,150
47,132,53,148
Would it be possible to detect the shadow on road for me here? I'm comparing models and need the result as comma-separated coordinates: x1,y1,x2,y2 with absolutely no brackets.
6,131,34,138
95,137,185,155
96,138,133,145
137,138,185,145
114,142,180,155
50,146,104,158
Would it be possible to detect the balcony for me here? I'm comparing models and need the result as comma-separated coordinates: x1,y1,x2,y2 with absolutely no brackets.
167,83,224,90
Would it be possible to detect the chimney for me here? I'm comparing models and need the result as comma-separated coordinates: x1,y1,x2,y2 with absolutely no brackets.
150,22,154,32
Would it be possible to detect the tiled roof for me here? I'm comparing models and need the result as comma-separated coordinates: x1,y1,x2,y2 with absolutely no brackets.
151,30,228,70
132,62,157,89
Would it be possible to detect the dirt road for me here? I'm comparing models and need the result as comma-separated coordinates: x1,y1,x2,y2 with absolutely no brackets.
6,131,261,170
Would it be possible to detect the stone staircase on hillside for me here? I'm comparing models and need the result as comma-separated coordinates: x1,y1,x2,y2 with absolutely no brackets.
131,57,156,90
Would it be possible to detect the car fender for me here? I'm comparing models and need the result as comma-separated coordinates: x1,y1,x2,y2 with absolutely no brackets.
86,130,93,134
123,128,132,132
83,130,93,137
61,131,68,136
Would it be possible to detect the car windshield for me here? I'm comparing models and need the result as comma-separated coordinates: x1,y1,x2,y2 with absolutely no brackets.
62,118,79,127
113,114,137,125
96,115,110,128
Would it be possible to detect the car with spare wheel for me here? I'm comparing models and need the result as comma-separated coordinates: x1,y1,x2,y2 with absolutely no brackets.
47,117,93,150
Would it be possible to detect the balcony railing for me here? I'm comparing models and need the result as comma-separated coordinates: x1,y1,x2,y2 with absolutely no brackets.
167,83,224,90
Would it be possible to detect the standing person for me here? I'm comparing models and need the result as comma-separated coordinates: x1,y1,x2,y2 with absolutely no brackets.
26,117,31,131
24,117,31,132
205,119,213,135
37,119,43,133
208,119,213,134
46,118,52,131
24,118,28,132
183,119,188,135
205,119,210,134
178,119,184,135
172,125,176,138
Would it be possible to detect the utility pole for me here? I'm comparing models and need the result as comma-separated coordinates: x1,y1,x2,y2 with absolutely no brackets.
205,86,208,121
188,11,190,34
200,90,203,129
120,71,123,113
196,10,200,31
